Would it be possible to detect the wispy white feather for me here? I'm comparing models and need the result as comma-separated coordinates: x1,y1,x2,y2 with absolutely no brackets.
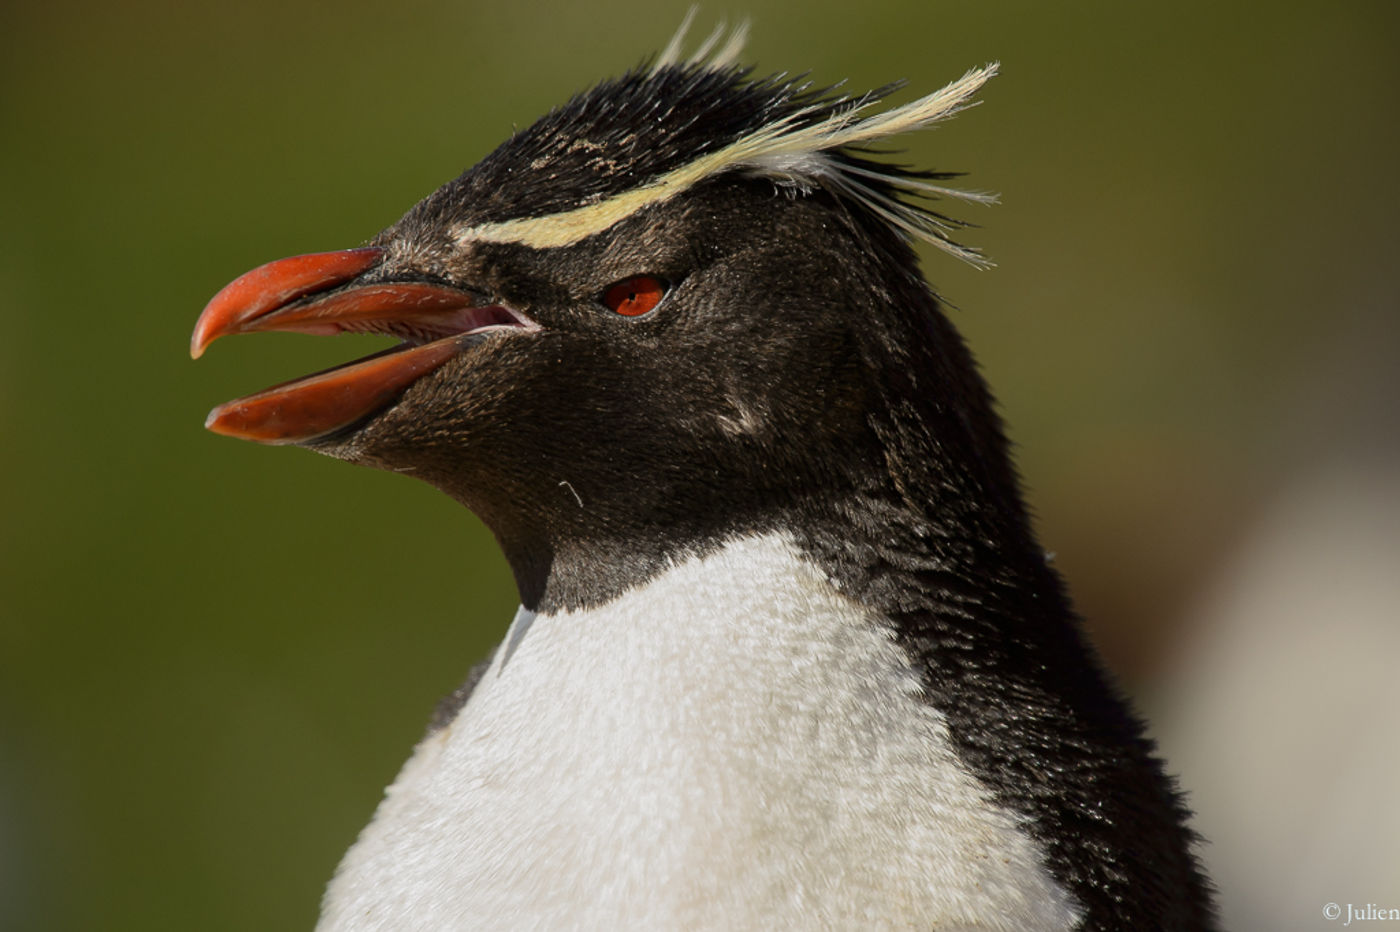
710,20,750,70
652,8,696,73
653,9,748,75
687,21,726,65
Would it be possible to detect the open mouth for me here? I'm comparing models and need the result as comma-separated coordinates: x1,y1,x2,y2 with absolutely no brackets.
190,247,536,445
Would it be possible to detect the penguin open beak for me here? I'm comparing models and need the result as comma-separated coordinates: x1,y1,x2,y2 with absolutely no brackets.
191,247,535,445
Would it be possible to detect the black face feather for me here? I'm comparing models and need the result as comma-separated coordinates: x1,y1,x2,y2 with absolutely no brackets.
336,178,887,608
284,52,1216,930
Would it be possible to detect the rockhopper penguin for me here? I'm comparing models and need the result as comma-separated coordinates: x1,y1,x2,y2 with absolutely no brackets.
191,21,1215,931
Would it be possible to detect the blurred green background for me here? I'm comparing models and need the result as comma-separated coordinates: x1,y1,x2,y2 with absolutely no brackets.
3,2,1397,929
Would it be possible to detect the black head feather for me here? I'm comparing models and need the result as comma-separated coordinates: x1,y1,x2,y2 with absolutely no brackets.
395,60,994,264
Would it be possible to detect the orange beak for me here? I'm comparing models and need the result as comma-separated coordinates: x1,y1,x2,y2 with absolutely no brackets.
191,247,532,444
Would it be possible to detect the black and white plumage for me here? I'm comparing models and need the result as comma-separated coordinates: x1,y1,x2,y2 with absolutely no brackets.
193,21,1215,931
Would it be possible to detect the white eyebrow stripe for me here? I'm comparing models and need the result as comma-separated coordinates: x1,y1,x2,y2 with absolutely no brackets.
452,109,809,249
452,63,997,257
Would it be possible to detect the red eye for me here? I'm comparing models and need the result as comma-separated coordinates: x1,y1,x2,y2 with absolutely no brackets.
602,275,667,317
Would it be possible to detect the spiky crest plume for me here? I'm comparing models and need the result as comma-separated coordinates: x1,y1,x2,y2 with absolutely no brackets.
430,19,997,265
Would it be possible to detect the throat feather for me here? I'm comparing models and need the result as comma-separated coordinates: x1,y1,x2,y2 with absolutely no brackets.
317,533,1080,931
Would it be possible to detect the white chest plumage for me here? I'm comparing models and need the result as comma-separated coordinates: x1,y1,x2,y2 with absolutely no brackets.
317,533,1080,931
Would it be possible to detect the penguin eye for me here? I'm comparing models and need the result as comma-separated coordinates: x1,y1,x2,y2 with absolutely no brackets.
601,275,668,317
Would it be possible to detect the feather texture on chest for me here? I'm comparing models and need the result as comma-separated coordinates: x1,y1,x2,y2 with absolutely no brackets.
318,533,1080,931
